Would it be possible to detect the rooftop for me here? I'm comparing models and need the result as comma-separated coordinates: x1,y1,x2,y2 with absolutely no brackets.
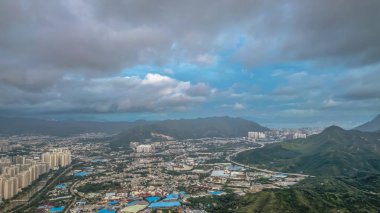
149,201,181,208
211,170,230,178
50,206,65,213
97,208,116,213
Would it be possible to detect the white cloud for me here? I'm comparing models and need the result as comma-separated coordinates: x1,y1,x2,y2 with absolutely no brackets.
233,103,246,110
282,109,317,116
323,99,339,108
195,54,216,65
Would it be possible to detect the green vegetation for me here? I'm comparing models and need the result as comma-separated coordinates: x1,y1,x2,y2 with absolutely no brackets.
355,114,380,132
238,177,380,213
235,126,380,176
336,173,380,193
254,177,273,184
204,158,229,164
166,170,183,176
10,167,70,213
188,193,240,213
231,126,380,212
198,173,210,181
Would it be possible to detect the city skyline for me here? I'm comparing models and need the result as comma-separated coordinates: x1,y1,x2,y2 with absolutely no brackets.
1,1,380,128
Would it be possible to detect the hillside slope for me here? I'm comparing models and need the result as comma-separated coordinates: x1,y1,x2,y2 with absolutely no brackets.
238,177,380,213
0,117,150,136
111,116,269,146
235,126,380,176
354,114,380,132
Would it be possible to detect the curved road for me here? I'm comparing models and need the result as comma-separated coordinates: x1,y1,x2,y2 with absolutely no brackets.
226,141,310,178
64,180,81,213
228,142,380,196
9,163,81,213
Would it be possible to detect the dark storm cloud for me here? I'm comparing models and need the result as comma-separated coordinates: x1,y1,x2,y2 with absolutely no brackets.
0,0,379,117
340,65,380,100
0,1,173,88
1,0,380,83
235,0,380,67
0,73,213,113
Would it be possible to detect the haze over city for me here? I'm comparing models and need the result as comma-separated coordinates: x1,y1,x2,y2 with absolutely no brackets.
1,1,380,127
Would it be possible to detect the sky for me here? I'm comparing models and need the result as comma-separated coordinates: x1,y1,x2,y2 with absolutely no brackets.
0,0,380,128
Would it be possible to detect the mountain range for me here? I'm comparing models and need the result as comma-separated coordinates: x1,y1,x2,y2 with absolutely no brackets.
235,126,380,176
234,125,380,212
354,114,380,132
111,116,269,146
237,176,380,213
0,116,268,141
0,117,150,136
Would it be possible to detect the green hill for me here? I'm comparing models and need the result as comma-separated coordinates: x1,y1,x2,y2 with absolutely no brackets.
188,175,380,213
111,116,269,146
0,117,151,136
229,126,380,212
238,176,380,213
235,126,380,176
354,114,380,132
175,124,380,212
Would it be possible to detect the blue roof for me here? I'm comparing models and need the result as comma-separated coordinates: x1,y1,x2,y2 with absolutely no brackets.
55,183,66,189
209,191,224,195
91,159,106,163
227,165,242,171
108,200,118,205
97,208,115,213
50,206,64,212
164,193,179,200
149,201,181,208
74,171,89,177
146,196,160,203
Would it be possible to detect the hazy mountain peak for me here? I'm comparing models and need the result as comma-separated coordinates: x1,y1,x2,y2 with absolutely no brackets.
236,125,380,177
111,116,268,146
354,114,380,132
322,125,345,134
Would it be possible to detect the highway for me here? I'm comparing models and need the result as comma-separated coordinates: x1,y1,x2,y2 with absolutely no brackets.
8,162,80,213
64,180,80,213
226,141,310,178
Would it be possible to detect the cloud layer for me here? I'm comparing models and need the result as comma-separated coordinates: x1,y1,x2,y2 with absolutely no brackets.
0,73,212,114
0,0,380,126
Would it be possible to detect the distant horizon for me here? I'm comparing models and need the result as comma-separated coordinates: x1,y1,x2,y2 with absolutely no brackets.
1,113,377,129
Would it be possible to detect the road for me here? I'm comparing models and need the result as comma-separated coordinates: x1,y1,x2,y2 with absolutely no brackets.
226,141,310,178
9,163,80,213
64,180,80,213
